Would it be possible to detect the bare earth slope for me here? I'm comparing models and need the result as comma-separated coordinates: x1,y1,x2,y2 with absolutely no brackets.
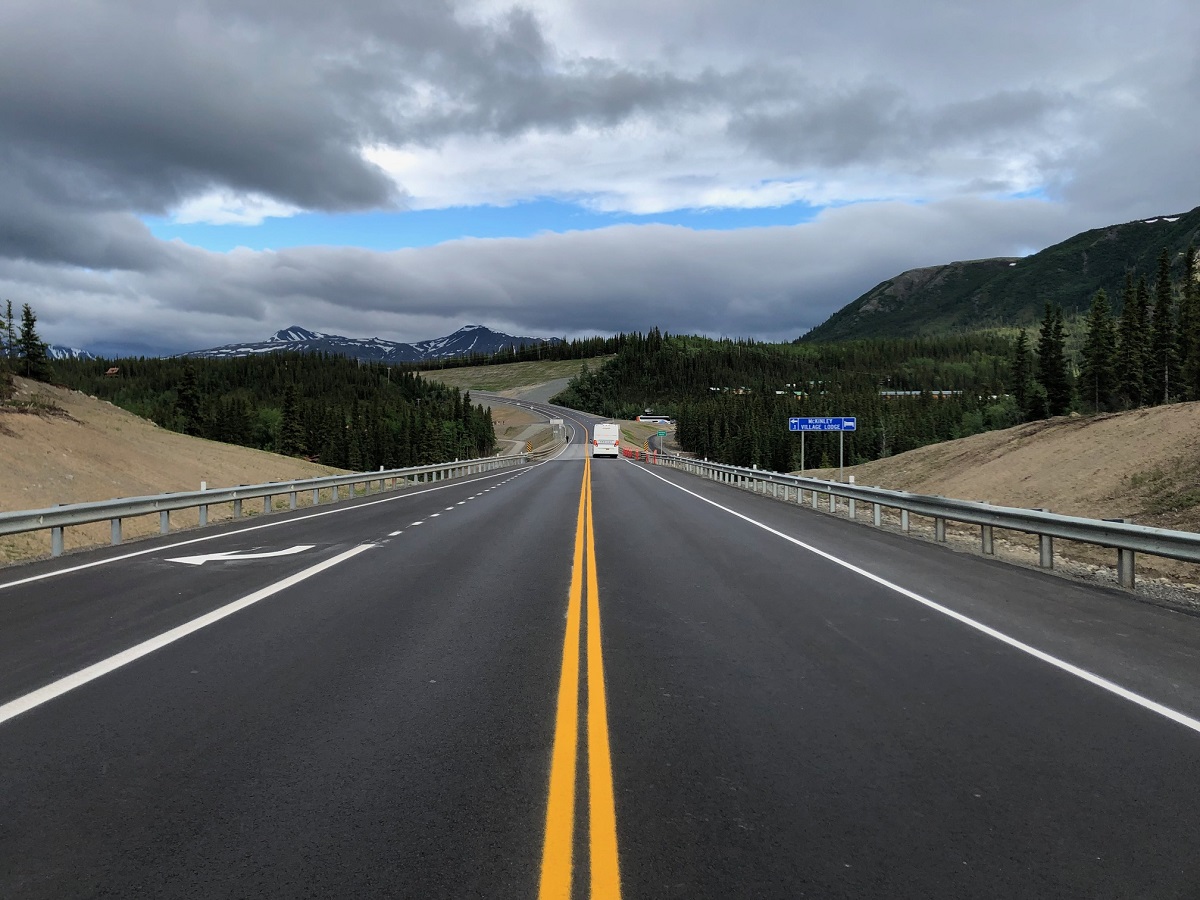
806,404,1200,530
804,403,1200,585
1,377,346,563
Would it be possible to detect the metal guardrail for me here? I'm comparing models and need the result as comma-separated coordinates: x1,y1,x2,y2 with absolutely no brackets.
0,454,526,559
626,447,1200,590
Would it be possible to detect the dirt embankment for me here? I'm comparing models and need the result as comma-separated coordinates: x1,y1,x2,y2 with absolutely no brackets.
0,377,347,563
803,404,1200,584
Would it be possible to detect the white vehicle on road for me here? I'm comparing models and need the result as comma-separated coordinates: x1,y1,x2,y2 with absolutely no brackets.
592,422,620,458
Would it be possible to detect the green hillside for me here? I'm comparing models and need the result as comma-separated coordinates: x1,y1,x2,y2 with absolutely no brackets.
804,206,1200,341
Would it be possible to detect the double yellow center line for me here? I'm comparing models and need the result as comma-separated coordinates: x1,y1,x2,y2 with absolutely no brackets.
538,456,622,899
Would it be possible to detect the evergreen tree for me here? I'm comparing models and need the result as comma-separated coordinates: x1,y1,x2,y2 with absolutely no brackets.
1008,328,1032,416
17,303,51,381
1036,303,1071,416
1147,248,1180,404
1116,273,1146,407
175,364,203,435
1183,245,1200,399
1080,289,1118,411
0,301,11,394
279,383,305,456
1,300,13,361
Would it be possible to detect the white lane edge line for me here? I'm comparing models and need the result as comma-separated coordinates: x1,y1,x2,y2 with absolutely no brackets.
0,544,375,727
627,461,1200,737
0,465,544,592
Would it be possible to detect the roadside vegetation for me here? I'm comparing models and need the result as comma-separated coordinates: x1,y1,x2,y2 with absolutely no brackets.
52,354,496,470
553,243,1200,472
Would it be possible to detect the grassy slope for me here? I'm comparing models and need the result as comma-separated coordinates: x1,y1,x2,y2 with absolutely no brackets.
417,357,615,393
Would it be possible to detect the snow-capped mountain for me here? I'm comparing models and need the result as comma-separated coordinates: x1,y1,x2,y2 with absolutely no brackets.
184,324,561,363
47,345,96,361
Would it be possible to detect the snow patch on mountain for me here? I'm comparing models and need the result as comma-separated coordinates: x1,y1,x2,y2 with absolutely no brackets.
184,324,560,363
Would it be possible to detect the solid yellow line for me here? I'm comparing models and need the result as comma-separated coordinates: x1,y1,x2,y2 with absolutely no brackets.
537,461,589,900
585,458,623,899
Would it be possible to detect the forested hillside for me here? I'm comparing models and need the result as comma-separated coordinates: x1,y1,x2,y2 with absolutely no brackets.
805,206,1200,340
53,354,495,471
552,329,1017,470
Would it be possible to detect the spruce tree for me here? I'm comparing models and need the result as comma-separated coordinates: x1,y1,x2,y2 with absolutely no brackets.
1009,328,1032,416
1116,273,1146,407
2,300,16,364
279,383,305,456
17,303,51,381
175,363,203,435
1080,289,1117,411
1036,303,1071,416
1183,245,1200,399
1147,248,1180,404
0,301,11,395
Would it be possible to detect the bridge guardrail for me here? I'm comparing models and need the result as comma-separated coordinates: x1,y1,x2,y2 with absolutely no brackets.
0,454,526,559
625,447,1200,590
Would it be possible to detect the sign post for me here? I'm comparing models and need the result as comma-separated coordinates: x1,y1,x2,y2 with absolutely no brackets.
788,417,857,481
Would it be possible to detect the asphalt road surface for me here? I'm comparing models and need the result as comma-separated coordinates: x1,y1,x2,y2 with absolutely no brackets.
3,401,1200,898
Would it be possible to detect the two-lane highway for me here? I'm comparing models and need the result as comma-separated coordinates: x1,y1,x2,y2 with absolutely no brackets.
4,401,1200,897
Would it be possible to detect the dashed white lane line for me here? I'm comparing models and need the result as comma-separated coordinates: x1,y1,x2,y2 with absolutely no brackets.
410,521,424,526
457,501,466,505
389,531,403,536
431,513,441,518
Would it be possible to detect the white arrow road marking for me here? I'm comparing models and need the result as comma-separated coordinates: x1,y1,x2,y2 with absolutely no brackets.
0,544,374,727
166,545,315,566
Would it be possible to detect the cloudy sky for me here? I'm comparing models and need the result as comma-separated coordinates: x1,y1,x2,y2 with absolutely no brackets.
2,0,1197,355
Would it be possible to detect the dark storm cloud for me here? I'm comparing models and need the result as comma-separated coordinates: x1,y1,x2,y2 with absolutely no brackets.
2,198,1071,356
1,0,1197,355
730,85,1067,170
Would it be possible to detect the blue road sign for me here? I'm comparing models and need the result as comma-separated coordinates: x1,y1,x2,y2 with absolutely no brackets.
788,416,857,432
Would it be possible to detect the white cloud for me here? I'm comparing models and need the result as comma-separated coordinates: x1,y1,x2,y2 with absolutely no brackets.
171,191,302,225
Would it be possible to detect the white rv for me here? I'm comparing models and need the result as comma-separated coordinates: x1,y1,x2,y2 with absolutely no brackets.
592,422,620,458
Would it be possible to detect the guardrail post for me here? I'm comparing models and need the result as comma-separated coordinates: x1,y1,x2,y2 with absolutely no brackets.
51,526,64,557
290,491,298,510
828,492,835,513
873,503,881,527
199,504,208,526
111,518,122,545
1036,509,1053,568
233,498,242,518
811,490,818,510
264,495,271,515
848,497,856,519
313,488,320,506
935,517,946,542
981,524,994,555
160,510,170,534
901,509,910,532
1118,548,1136,589
332,485,340,501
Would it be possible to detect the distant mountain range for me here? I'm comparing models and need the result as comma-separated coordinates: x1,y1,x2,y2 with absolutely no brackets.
803,205,1200,341
48,345,96,361
182,324,562,363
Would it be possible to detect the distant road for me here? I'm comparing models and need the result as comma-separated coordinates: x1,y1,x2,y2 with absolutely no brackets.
4,399,1200,897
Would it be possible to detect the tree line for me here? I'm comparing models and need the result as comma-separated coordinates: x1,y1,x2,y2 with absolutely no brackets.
0,300,53,396
408,333,625,373
52,351,496,471
553,328,1020,470
1014,246,1200,417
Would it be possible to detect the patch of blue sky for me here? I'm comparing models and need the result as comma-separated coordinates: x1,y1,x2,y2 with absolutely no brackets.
143,198,825,253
